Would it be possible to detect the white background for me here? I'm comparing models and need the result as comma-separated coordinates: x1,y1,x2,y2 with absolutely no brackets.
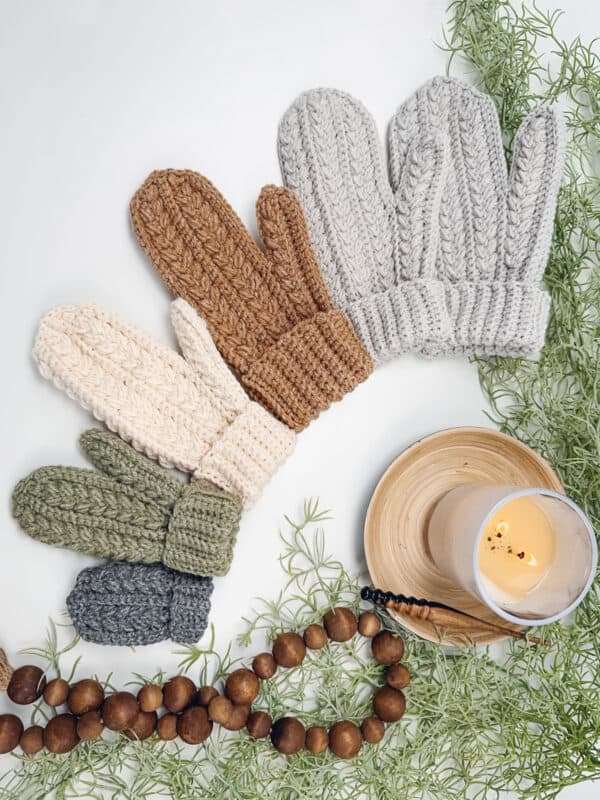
0,1,597,796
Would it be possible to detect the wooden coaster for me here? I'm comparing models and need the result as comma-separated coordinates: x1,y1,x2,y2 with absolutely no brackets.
364,427,563,647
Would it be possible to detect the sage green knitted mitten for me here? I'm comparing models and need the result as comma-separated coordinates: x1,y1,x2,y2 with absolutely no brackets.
12,429,242,577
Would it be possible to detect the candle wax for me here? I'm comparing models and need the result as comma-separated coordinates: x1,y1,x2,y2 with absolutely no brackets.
478,496,556,605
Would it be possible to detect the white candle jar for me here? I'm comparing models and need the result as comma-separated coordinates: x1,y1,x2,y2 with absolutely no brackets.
428,485,597,626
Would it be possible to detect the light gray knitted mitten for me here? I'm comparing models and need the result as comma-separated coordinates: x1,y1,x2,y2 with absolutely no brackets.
388,77,565,356
279,87,452,362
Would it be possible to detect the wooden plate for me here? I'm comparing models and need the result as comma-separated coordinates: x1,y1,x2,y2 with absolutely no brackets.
364,427,563,647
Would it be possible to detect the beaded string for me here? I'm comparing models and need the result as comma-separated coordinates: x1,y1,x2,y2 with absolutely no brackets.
0,607,409,758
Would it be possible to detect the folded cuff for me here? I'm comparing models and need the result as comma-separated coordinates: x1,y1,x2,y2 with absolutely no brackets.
446,281,551,357
344,280,453,363
198,401,295,508
67,562,214,646
241,310,373,431
169,570,214,643
164,483,242,576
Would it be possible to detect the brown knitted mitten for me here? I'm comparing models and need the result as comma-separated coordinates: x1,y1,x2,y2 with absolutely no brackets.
131,172,373,431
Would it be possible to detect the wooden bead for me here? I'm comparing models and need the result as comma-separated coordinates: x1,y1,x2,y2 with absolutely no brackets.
196,685,218,706
272,633,306,668
246,710,272,738
77,711,104,742
43,714,79,754
208,695,233,726
0,714,24,754
252,652,277,680
223,703,250,731
43,678,70,707
163,676,196,713
361,717,385,744
373,687,406,722
270,717,305,755
177,707,212,745
126,710,157,741
67,679,104,715
305,726,328,754
102,692,139,731
19,725,44,755
358,612,381,638
7,665,46,705
386,663,410,690
303,624,328,650
323,608,358,642
138,684,163,712
156,713,178,741
329,720,362,758
225,668,259,705
371,631,405,665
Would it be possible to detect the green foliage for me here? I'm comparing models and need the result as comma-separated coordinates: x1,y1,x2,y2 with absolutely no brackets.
1,3,599,799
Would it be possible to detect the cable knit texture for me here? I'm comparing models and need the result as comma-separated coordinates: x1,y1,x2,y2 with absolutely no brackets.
32,299,295,507
12,429,242,576
279,79,565,358
388,77,565,355
130,171,373,430
67,561,213,646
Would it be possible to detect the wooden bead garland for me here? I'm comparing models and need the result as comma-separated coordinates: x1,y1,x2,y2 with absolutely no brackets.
0,606,409,760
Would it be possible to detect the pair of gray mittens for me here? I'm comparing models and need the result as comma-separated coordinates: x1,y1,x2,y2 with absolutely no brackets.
279,77,565,361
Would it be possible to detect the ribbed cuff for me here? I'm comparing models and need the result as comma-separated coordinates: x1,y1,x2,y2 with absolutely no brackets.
446,281,551,356
169,571,214,643
344,280,452,362
241,310,373,431
198,402,295,508
164,484,241,576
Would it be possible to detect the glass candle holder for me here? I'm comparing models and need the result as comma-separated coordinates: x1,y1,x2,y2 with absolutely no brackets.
428,485,597,625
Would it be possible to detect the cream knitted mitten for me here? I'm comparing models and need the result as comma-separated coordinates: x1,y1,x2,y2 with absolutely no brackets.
388,77,565,355
33,299,295,507
279,87,452,362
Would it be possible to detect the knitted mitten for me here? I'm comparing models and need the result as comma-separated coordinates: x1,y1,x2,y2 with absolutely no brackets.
67,561,213,646
33,298,295,507
278,87,452,362
388,77,565,355
12,429,242,576
130,172,373,431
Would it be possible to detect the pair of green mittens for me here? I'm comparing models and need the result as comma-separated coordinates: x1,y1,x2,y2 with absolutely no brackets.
12,429,242,645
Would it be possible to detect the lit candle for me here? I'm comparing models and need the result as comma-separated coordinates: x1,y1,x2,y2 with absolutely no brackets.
477,496,556,606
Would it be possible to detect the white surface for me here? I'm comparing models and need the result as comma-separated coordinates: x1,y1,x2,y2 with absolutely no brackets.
0,1,597,797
